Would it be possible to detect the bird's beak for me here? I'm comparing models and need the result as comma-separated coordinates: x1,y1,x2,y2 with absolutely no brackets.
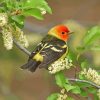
68,31,74,35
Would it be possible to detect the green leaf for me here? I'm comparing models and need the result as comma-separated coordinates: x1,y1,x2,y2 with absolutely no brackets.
23,0,52,14
80,89,88,97
37,0,52,14
71,86,81,94
78,74,85,80
94,94,99,100
66,78,70,84
6,0,13,10
81,61,88,69
55,71,66,88
47,93,59,100
5,0,19,10
11,15,25,26
24,0,43,8
77,26,100,52
23,8,43,20
83,26,100,46
76,82,91,88
87,87,97,94
67,97,74,100
64,84,75,92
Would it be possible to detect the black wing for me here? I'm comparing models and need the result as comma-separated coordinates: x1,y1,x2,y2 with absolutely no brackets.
38,44,67,69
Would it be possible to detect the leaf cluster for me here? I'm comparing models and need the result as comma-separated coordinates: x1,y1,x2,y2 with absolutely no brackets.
0,0,52,27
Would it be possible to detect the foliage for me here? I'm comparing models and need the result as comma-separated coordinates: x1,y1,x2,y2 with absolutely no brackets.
0,0,52,21
0,0,51,50
47,26,100,100
77,26,100,51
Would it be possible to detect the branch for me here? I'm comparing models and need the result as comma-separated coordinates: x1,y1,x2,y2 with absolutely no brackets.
13,38,100,89
13,39,31,56
68,78,100,89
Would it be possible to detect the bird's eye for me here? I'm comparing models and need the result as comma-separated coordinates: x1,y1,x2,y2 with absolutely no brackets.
62,32,65,34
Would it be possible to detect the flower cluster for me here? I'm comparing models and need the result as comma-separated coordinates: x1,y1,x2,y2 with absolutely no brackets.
40,8,46,15
48,58,73,74
0,13,8,27
13,26,29,48
97,89,100,99
0,12,29,50
81,68,100,85
2,28,13,50
57,89,67,100
1,24,28,50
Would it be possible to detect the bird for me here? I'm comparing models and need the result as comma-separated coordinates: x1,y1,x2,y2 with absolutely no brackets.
21,25,72,72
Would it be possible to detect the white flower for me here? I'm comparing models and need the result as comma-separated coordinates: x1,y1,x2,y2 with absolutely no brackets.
14,27,29,48
57,89,67,100
22,35,29,47
61,89,65,94
1,24,29,49
97,89,100,99
81,68,100,85
48,58,73,74
2,28,13,50
39,8,46,15
0,13,8,27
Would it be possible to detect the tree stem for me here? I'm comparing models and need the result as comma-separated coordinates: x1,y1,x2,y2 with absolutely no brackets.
68,78,100,89
13,39,31,56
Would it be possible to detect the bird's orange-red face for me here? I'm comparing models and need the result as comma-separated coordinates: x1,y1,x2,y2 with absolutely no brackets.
48,25,71,41
55,25,70,41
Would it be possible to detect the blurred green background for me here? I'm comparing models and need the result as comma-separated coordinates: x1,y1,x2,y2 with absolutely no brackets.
0,0,100,100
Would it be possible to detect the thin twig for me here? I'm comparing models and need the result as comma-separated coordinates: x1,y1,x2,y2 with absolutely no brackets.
13,39,31,56
68,78,100,89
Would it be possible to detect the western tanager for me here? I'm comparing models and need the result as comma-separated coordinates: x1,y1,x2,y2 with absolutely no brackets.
21,25,72,72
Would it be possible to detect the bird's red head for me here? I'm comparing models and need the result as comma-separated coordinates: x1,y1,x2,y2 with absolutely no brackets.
48,25,71,41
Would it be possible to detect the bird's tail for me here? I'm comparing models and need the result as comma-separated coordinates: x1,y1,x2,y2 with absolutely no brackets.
21,59,41,72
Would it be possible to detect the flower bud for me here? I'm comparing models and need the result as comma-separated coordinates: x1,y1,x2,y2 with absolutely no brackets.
0,13,8,27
